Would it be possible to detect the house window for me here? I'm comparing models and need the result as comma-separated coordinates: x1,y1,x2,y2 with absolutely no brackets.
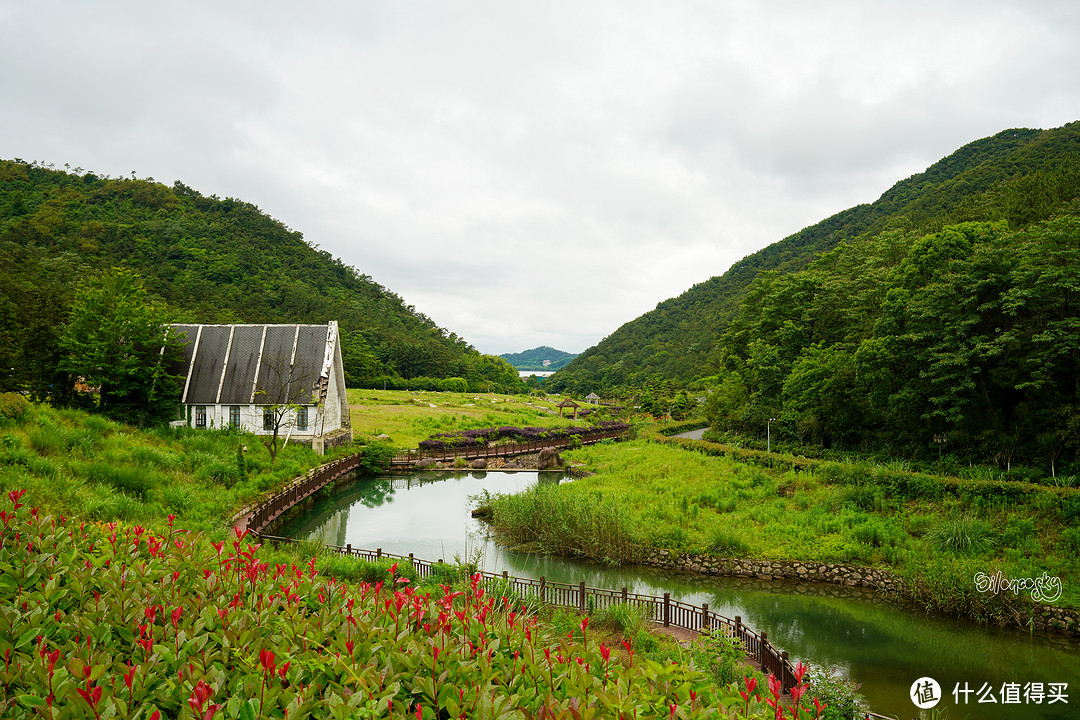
296,406,308,431
195,406,207,428
263,408,274,431
229,406,241,429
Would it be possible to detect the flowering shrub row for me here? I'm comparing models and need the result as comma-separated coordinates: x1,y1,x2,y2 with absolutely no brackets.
418,421,630,452
0,489,825,719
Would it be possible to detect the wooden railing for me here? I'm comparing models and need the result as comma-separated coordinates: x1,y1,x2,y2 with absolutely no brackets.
254,535,800,694
245,454,365,535
390,429,626,466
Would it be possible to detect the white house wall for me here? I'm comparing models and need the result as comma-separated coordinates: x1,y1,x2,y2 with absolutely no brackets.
188,403,321,438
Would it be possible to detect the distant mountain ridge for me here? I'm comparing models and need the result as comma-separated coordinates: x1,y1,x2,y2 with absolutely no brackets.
500,346,578,371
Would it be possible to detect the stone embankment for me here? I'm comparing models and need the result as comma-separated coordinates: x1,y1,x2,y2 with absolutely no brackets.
639,549,902,592
637,548,1078,638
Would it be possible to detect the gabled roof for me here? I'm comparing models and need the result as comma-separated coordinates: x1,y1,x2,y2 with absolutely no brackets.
170,323,338,406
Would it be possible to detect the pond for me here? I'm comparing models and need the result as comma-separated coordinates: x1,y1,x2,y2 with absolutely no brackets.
276,470,1080,720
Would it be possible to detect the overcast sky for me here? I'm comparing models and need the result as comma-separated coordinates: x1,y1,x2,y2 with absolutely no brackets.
3,1,1078,355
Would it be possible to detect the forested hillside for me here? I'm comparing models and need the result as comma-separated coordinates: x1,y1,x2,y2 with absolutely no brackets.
0,160,522,401
550,124,1080,393
550,123,1080,474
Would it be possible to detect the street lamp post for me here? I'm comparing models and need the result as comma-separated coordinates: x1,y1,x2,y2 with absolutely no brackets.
768,418,776,453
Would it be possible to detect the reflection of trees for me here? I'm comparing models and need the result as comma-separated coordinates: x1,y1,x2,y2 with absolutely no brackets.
349,477,396,508
537,472,562,486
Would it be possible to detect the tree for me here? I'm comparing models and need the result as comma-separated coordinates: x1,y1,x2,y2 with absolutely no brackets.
58,268,182,425
255,353,319,465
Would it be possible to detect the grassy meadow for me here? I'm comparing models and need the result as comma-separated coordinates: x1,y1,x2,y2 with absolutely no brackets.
346,388,610,448
489,437,1080,619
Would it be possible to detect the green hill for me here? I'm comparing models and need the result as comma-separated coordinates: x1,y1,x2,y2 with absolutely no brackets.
499,345,578,371
550,124,1080,393
0,160,522,401
549,123,1080,474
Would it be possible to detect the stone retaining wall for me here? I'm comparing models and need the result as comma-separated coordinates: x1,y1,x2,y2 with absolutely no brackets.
636,548,1078,638
638,548,903,592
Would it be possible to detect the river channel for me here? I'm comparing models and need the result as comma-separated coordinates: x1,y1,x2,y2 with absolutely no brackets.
276,470,1080,720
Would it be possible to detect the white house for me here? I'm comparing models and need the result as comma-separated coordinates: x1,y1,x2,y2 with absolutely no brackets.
169,322,351,452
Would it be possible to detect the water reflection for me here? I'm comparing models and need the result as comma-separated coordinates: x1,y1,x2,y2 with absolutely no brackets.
277,471,1080,720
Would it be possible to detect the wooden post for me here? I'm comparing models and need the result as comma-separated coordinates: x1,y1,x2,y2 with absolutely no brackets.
621,587,628,603
376,548,382,560
663,593,671,627
539,576,546,603
503,570,509,580
346,543,352,555
760,632,769,673
781,651,790,691
702,603,710,631
579,582,586,613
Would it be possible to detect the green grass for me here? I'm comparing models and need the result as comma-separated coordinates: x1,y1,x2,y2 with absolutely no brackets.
346,388,618,448
487,438,1080,615
0,403,339,536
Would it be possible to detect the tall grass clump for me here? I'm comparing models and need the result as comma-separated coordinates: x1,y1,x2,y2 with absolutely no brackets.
927,515,996,555
489,483,640,563
591,602,651,637
707,528,751,556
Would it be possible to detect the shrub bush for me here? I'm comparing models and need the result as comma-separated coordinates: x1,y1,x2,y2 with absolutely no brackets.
690,629,745,687
314,554,419,585
0,392,30,423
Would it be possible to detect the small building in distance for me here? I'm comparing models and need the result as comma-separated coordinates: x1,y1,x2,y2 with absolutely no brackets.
169,322,351,453
585,392,601,405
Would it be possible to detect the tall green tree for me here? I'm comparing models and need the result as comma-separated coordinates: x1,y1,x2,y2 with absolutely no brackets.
59,268,182,424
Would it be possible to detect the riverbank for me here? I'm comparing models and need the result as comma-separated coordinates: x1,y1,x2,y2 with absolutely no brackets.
486,437,1079,637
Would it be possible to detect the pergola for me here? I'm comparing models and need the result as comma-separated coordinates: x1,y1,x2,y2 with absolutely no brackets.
557,398,580,419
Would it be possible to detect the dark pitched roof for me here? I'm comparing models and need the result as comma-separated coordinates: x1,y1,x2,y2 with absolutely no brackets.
170,323,336,405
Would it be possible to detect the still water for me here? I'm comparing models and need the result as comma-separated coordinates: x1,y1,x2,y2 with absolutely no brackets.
277,471,1080,720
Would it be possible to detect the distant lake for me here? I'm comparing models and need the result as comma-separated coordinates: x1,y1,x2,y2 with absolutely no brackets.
517,370,555,378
